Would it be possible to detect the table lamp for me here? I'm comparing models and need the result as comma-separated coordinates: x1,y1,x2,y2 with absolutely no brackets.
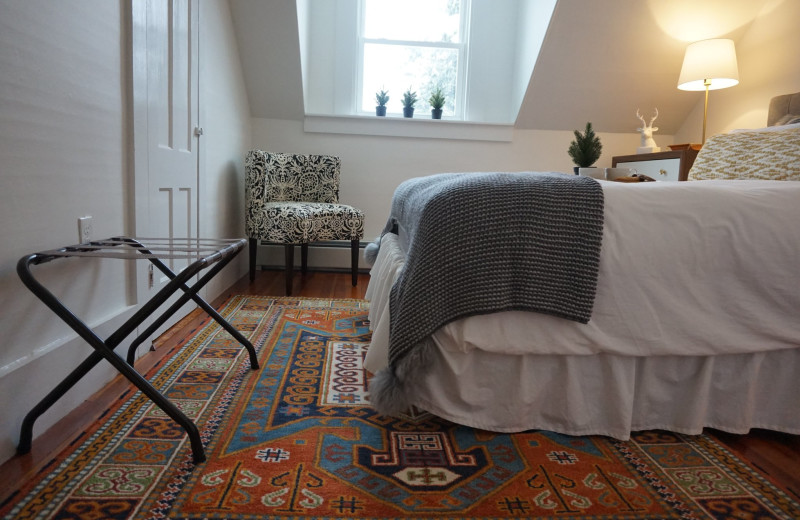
677,38,739,144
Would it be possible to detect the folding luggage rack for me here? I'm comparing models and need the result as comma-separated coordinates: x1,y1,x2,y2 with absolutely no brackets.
16,237,260,463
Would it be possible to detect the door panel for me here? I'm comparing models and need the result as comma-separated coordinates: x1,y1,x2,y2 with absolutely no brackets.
131,0,199,353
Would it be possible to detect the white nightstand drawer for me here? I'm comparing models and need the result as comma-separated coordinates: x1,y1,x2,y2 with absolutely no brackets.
616,158,681,182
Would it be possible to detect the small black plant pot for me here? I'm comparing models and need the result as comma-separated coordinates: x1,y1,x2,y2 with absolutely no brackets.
376,106,387,117
573,166,580,175
431,108,443,119
403,107,414,118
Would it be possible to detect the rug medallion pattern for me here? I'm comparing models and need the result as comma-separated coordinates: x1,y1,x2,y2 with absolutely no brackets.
2,296,798,519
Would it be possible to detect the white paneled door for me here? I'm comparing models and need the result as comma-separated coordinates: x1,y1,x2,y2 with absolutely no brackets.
131,0,200,353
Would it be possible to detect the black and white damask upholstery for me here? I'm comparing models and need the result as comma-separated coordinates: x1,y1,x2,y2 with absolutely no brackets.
245,150,365,295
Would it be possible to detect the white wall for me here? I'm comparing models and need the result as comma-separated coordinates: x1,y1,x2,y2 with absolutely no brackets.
0,0,131,465
466,0,518,122
252,118,649,242
674,0,800,142
0,0,252,465
511,0,557,122
296,0,311,111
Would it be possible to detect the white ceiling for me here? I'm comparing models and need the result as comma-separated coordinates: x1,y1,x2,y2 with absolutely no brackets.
229,0,769,134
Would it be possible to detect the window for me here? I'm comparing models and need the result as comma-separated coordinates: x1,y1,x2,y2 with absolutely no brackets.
301,0,554,132
357,0,470,119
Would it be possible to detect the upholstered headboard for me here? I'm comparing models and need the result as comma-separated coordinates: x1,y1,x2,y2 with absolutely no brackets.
767,92,800,126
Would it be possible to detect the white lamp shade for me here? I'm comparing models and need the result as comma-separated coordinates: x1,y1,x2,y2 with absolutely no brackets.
677,39,739,91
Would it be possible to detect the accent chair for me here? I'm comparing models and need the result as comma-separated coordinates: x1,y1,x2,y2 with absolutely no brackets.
245,150,365,295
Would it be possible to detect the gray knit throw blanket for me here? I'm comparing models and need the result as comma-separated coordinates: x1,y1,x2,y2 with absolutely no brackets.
367,172,605,416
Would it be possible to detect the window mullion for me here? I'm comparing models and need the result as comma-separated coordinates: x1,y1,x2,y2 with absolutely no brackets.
362,38,462,51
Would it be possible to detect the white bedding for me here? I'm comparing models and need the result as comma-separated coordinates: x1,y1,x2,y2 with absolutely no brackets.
367,180,800,367
364,180,800,438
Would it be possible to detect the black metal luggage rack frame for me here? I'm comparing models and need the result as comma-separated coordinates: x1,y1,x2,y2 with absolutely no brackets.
16,237,260,464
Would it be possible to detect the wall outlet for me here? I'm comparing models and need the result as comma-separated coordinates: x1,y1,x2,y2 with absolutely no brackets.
78,216,93,243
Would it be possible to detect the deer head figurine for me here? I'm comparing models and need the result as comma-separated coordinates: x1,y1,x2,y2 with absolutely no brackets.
636,108,659,150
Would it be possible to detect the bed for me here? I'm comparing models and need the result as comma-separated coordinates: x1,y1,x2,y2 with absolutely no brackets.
363,93,800,440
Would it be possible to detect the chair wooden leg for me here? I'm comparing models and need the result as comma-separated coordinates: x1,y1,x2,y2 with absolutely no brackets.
301,243,309,274
249,238,257,282
284,244,294,296
351,239,359,287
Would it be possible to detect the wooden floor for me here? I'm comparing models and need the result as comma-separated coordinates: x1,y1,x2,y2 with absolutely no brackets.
1,269,799,505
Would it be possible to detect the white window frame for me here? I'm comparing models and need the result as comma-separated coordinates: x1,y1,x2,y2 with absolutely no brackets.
355,0,471,120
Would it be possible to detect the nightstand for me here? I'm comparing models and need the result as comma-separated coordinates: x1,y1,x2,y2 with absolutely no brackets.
612,149,699,181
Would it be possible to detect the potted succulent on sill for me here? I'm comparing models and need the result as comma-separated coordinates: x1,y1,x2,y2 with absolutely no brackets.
375,88,389,117
568,121,602,175
429,87,445,119
401,88,417,118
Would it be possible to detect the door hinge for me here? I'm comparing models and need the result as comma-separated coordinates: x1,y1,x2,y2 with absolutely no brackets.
194,127,204,136
148,264,154,288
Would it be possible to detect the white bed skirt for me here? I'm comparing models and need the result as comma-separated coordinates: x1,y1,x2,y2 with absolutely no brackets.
365,233,800,440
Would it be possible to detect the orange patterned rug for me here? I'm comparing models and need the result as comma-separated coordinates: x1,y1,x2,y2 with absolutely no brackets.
2,295,798,519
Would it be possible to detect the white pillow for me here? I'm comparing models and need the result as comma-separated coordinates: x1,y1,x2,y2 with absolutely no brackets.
688,125,800,181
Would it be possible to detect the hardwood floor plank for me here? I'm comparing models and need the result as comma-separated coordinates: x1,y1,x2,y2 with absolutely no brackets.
1,270,798,505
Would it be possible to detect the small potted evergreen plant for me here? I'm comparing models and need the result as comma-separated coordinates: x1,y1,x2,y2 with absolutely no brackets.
401,88,417,118
568,122,602,174
429,87,445,119
375,88,389,116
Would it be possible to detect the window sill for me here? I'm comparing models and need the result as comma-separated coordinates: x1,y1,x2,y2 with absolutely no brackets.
303,114,514,142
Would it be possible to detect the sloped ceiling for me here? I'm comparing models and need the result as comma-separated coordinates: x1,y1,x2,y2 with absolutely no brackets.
229,0,769,134
516,0,764,133
229,0,305,121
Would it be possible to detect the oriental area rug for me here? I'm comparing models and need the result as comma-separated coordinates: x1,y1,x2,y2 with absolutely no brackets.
2,296,798,519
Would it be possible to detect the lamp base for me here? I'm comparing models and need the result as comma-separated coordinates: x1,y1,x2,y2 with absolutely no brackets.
637,146,661,154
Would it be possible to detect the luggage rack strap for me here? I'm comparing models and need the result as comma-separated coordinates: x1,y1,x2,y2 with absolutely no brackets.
35,236,246,261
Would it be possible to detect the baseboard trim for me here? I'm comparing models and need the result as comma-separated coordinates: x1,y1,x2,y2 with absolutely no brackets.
0,304,138,378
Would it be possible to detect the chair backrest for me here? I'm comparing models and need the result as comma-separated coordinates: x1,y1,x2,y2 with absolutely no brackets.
246,150,340,205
